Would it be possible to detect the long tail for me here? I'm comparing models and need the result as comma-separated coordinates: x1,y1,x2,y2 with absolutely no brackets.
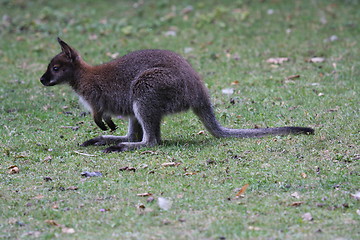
192,104,314,138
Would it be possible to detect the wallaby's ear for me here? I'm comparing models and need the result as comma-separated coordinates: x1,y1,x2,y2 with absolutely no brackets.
57,37,78,62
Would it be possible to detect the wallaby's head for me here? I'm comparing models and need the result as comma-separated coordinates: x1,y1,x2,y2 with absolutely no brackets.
40,38,81,86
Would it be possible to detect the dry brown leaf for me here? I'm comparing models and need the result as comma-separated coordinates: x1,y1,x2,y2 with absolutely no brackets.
8,165,20,174
266,57,289,64
119,166,136,172
161,162,181,167
137,204,146,209
285,74,300,80
137,192,152,197
236,184,249,197
184,172,197,176
301,172,307,178
327,106,340,112
290,201,304,207
45,220,60,227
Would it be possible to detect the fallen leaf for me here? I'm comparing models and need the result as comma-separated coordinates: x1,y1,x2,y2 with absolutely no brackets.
60,126,80,131
231,80,240,85
161,162,181,167
235,184,249,198
43,176,53,182
308,57,325,63
290,201,304,207
327,106,340,112
81,171,102,177
184,172,197,176
8,165,20,174
350,192,360,200
248,226,261,231
62,227,75,234
291,192,300,199
99,208,110,212
74,151,96,157
106,52,119,59
158,197,173,211
285,74,300,80
45,220,60,227
323,35,338,43
266,57,289,64
140,150,157,155
119,166,136,172
139,164,149,169
43,156,52,162
137,204,146,209
33,195,44,200
137,192,152,197
302,212,313,221
147,196,155,203
164,30,177,37
221,88,234,95
66,186,78,190
301,172,307,178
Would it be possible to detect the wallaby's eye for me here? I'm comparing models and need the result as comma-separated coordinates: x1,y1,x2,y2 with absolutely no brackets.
52,66,60,72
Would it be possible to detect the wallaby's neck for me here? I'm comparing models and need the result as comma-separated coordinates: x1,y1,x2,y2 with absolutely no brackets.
69,58,94,90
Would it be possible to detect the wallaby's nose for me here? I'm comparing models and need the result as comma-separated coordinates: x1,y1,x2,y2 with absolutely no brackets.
40,75,48,86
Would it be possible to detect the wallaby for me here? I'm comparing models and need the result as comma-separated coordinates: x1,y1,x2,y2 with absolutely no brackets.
40,38,314,153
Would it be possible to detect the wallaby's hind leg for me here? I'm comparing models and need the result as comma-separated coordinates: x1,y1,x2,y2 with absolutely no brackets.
103,102,162,153
81,117,143,147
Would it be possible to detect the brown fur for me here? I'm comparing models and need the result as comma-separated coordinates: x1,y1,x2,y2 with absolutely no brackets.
40,38,314,152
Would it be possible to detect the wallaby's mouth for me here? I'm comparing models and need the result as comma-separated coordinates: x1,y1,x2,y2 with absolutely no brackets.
40,77,56,86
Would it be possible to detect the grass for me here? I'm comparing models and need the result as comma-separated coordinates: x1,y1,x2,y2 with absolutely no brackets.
1,0,359,239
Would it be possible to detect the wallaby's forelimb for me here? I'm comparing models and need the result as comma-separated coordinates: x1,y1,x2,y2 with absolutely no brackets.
93,113,108,131
103,116,117,131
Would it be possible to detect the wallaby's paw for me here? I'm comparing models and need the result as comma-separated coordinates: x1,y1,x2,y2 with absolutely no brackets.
81,137,106,147
103,144,128,153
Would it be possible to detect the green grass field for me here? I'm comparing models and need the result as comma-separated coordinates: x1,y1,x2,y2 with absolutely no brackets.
1,0,359,239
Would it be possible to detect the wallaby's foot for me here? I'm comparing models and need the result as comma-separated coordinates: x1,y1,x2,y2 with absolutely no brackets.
81,137,107,147
81,135,129,147
102,140,158,153
103,144,129,153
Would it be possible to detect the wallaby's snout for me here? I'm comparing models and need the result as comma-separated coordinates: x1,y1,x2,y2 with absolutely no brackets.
40,70,52,86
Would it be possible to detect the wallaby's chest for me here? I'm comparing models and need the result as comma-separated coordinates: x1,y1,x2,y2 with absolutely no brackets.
78,95,93,114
